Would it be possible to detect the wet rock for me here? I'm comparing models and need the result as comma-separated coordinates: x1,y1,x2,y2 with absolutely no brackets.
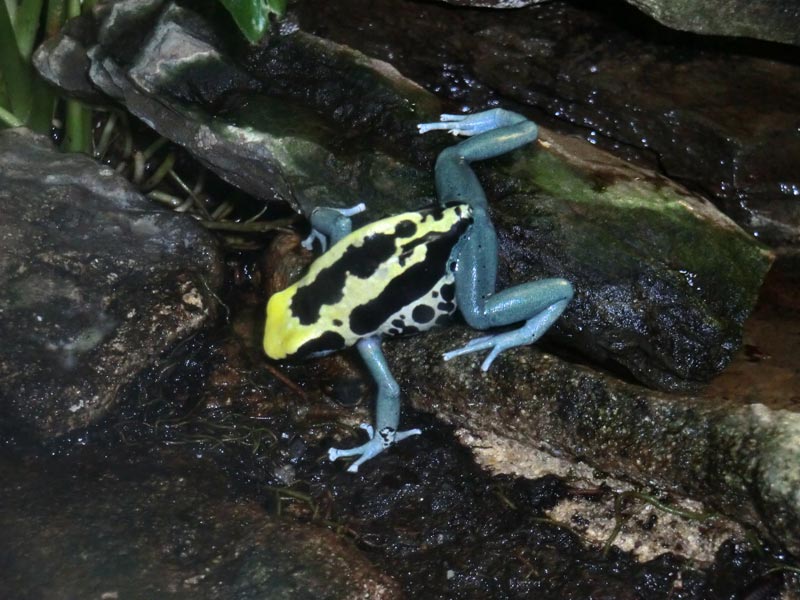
33,1,772,390
0,447,400,599
294,0,800,251
0,128,223,438
435,0,800,47
623,0,800,46
385,324,800,556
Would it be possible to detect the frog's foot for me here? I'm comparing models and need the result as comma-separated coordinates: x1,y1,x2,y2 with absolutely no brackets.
301,229,327,252
301,202,367,251
328,423,422,473
417,109,525,137
443,328,530,371
443,308,562,371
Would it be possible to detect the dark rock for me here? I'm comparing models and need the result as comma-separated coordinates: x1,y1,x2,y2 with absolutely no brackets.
385,323,800,556
0,447,401,599
0,128,223,438
435,0,800,47
294,0,800,251
31,1,772,390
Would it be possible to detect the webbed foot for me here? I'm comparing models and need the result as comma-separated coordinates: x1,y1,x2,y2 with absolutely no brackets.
328,423,422,473
444,299,569,371
443,328,531,371
417,109,526,137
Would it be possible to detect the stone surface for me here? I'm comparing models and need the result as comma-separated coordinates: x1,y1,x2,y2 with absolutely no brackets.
0,447,401,599
295,0,800,251
0,128,223,438
436,0,800,47
385,323,800,556
32,0,772,391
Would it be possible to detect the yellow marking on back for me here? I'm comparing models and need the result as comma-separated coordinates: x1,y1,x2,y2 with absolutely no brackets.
263,205,471,359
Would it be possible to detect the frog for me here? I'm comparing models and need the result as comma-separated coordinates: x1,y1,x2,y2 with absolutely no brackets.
263,108,573,472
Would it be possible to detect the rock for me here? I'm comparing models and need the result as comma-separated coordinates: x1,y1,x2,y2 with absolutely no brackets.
0,129,223,438
434,0,800,47
624,0,800,47
385,324,800,556
31,0,772,390
294,0,800,251
0,447,400,599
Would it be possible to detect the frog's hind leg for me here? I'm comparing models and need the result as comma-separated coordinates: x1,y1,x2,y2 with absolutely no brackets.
328,336,421,472
445,278,573,371
423,109,572,371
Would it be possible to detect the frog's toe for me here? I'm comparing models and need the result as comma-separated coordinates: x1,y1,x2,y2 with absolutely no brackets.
443,329,533,371
328,425,422,472
301,229,328,252
442,334,495,361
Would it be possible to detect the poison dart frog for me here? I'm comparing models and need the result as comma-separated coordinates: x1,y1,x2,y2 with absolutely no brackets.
264,109,573,472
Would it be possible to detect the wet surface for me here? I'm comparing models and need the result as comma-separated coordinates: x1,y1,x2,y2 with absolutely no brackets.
3,0,799,596
4,251,798,598
704,261,800,411
293,0,800,248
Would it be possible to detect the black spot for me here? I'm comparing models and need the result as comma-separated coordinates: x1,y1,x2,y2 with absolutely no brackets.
394,219,417,238
432,291,439,298
295,331,346,359
440,283,455,302
438,301,455,312
403,325,420,335
435,313,452,326
290,232,397,325
333,319,343,327
392,319,404,328
412,304,435,324
449,261,457,271
387,327,400,335
348,217,470,335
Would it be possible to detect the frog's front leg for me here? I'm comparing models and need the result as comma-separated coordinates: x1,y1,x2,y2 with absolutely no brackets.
301,203,366,252
328,336,421,472
421,109,573,370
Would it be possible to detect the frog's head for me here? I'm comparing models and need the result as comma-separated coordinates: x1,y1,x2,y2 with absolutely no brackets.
264,288,347,360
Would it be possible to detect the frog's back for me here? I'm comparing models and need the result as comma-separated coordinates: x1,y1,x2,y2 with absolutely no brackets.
264,204,472,360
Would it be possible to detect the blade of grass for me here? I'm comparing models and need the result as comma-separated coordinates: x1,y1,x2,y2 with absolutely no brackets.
0,2,32,124
15,0,45,60
60,0,92,151
63,97,91,153
27,75,54,133
0,103,23,127
45,0,66,37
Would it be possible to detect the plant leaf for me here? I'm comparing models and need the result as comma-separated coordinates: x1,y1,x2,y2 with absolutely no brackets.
15,0,45,60
0,2,32,125
218,0,286,44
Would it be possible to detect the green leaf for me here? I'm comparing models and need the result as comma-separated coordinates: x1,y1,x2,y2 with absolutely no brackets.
218,0,286,44
63,97,91,153
0,2,32,124
45,0,66,37
15,0,45,60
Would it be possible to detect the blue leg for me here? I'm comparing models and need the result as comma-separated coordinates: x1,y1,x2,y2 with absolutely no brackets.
328,336,421,472
302,203,366,251
419,109,573,371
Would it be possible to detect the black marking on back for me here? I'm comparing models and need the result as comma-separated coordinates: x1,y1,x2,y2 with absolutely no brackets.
295,331,346,359
290,232,396,325
412,305,435,324
440,283,455,302
349,217,470,335
394,219,417,238
435,313,452,326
